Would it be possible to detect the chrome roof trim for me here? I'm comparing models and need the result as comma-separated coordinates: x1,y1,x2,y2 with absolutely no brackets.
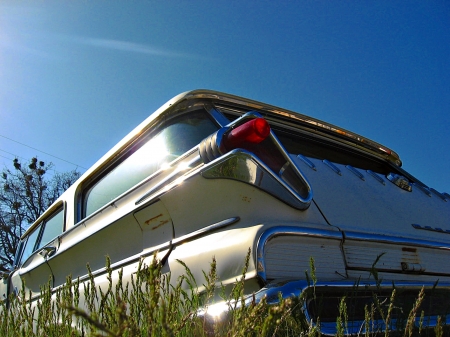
183,90,402,166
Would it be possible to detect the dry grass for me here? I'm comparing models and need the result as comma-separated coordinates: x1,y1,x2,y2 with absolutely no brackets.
0,253,447,336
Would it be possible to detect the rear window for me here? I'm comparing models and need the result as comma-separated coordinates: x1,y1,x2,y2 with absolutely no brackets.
275,129,394,175
218,107,396,175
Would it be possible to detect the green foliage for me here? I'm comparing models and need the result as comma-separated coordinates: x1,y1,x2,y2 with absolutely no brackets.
0,253,447,336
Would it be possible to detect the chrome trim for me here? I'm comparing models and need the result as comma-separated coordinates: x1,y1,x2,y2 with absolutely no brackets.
172,217,240,246
345,165,364,181
344,230,450,251
296,154,316,171
199,111,313,203
21,200,65,239
198,128,227,164
49,217,239,294
207,106,231,127
323,159,341,175
413,182,432,197
199,279,450,336
202,150,311,209
38,246,57,259
412,223,450,235
278,162,290,176
76,147,200,226
430,188,448,202
135,154,202,205
366,169,385,185
256,226,343,282
192,89,402,166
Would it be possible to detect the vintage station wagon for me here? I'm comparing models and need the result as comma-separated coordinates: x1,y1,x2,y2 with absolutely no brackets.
1,90,449,334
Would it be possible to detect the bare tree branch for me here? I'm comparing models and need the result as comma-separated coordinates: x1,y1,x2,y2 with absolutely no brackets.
0,158,80,271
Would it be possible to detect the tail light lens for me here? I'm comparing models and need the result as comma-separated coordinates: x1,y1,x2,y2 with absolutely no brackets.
222,118,271,150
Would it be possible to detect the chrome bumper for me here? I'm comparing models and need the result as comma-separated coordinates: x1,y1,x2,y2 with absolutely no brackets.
199,279,450,335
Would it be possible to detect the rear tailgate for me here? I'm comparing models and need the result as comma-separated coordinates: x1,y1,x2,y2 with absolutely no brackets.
292,155,450,278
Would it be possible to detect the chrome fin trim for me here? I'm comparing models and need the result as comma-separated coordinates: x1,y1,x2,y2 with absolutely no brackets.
202,150,311,209
199,111,313,208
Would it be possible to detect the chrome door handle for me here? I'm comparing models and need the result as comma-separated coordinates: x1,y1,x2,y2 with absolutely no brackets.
38,246,57,259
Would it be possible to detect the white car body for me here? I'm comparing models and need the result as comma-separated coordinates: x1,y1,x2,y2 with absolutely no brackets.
1,90,449,334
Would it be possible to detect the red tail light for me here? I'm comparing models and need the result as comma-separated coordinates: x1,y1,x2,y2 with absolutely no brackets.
222,118,271,151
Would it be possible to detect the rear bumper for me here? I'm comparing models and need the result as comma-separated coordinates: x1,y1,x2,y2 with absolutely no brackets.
200,279,450,335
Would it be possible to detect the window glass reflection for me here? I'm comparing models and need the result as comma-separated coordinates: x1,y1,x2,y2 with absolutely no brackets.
37,208,64,250
20,226,41,265
84,110,218,218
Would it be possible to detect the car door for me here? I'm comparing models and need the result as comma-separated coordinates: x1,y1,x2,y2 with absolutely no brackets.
9,203,65,302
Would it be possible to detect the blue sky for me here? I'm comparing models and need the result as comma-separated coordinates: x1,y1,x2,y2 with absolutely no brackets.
0,1,449,193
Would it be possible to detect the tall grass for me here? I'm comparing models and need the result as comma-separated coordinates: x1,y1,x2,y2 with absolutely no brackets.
0,253,447,336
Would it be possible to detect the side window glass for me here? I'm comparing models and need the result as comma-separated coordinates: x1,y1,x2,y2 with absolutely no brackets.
13,240,25,267
18,206,64,265
83,110,218,218
19,226,42,265
37,208,64,250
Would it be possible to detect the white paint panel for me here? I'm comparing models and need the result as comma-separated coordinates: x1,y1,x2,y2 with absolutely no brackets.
264,236,346,281
344,239,450,275
294,156,450,243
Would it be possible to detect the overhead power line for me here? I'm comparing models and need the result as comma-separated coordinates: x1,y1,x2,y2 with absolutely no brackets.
0,154,14,161
0,134,88,170
0,149,79,176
